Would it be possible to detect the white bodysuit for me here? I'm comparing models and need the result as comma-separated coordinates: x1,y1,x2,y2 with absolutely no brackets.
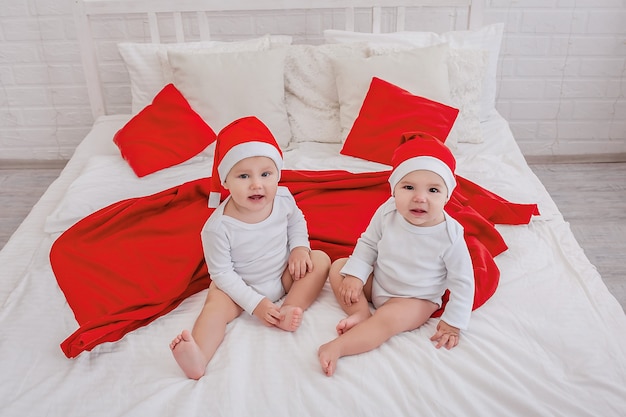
201,186,310,315
340,197,475,330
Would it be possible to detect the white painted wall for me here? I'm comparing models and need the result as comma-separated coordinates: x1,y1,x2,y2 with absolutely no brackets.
0,0,625,161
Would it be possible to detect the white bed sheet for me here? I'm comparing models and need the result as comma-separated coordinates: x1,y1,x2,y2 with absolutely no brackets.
1,113,626,417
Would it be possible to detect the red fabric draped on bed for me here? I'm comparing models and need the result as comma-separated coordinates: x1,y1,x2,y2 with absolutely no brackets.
50,170,538,358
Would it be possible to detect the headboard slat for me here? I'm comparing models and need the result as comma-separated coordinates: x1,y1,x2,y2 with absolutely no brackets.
147,12,159,43
372,6,382,33
468,0,483,29
173,12,184,43
345,7,355,31
396,6,406,31
197,11,210,41
73,0,105,117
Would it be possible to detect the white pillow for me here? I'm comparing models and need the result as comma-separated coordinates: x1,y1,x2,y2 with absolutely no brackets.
284,43,369,144
168,48,292,150
368,44,487,144
446,48,488,143
118,35,292,114
324,23,504,121
331,43,452,142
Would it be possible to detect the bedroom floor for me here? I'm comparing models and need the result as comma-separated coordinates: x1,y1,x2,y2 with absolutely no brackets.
1,161,625,312
530,162,626,313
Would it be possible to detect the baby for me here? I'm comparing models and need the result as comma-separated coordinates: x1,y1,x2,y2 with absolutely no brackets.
171,116,330,379
318,132,474,377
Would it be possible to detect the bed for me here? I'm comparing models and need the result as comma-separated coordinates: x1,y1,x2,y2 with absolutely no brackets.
2,0,626,416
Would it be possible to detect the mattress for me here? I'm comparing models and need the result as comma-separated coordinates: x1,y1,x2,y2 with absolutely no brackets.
2,113,625,416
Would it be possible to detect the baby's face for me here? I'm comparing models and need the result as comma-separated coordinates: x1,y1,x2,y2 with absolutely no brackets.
392,170,448,227
223,156,279,216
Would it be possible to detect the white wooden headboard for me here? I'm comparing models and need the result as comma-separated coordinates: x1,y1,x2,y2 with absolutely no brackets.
73,0,483,119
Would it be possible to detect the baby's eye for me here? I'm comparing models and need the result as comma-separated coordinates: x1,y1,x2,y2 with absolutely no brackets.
238,173,249,179
429,187,440,193
261,171,272,177
403,185,414,190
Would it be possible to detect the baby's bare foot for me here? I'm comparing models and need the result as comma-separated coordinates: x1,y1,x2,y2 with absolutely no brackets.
318,341,341,377
170,329,207,380
336,312,368,335
276,305,303,332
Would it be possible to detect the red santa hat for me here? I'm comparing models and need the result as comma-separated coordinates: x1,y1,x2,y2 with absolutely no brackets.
388,131,456,198
208,116,283,208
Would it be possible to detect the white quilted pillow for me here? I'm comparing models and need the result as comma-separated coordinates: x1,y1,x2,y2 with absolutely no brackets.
446,48,488,144
284,43,369,144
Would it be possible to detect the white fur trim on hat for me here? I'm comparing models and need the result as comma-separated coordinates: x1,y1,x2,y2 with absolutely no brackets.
208,191,222,208
217,141,283,184
388,156,456,197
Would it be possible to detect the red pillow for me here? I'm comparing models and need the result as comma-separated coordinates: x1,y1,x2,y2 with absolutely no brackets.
114,83,216,177
340,77,459,165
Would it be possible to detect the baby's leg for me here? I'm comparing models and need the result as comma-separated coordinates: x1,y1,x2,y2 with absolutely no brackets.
336,312,369,335
171,284,242,379
328,259,373,335
318,297,437,376
276,305,303,332
170,330,208,379
278,250,330,331
318,338,341,377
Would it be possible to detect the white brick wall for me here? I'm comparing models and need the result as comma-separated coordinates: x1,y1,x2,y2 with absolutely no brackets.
0,0,624,161
486,0,626,158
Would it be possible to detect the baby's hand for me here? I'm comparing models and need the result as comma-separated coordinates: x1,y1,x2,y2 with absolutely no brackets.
288,247,312,280
252,298,281,327
430,320,460,350
338,275,364,306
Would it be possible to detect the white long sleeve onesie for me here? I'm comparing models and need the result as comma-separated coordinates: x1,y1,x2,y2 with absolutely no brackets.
201,186,310,315
340,197,475,330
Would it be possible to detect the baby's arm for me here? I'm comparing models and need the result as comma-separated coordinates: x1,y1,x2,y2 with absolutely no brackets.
252,297,282,327
203,226,265,315
437,220,474,346
288,246,312,280
337,275,364,307
430,320,460,350
336,203,388,307
283,190,312,280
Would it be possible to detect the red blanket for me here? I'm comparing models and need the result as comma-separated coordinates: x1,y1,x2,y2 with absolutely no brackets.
50,170,538,358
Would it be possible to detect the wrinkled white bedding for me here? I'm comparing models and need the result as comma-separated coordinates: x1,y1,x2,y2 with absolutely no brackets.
1,113,625,417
